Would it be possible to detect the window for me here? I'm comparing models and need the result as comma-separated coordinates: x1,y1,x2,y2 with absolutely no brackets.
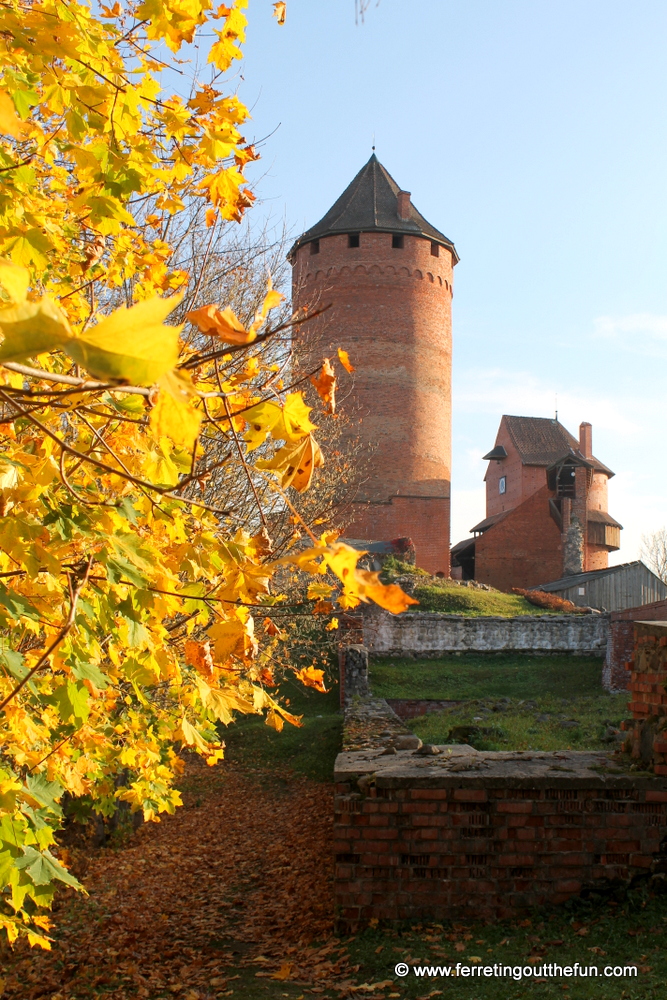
348,233,360,248
499,476,506,494
392,234,404,249
430,241,440,257
578,587,586,596
310,239,320,255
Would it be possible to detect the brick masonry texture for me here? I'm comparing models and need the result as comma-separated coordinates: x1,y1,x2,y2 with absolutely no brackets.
475,485,563,591
333,747,667,928
363,608,610,657
604,600,667,692
622,622,667,774
291,232,453,575
335,640,667,930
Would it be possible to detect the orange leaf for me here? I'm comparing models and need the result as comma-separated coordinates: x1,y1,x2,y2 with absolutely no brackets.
272,2,286,25
295,666,328,693
271,961,293,980
263,617,283,637
337,347,355,373
310,358,337,414
184,639,215,679
186,304,255,345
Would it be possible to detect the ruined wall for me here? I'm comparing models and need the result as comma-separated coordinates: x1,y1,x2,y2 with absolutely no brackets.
604,600,667,692
622,621,667,774
334,762,667,928
364,610,609,657
334,643,667,930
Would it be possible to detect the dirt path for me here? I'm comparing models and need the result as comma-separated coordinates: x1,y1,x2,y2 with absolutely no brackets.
2,758,353,999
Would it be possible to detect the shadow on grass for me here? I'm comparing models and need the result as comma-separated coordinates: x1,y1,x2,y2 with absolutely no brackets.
223,677,342,784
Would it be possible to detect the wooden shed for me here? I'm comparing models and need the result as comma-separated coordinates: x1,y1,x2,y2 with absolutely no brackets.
533,560,666,612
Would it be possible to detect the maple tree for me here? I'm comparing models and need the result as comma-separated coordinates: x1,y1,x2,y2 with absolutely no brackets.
0,0,416,949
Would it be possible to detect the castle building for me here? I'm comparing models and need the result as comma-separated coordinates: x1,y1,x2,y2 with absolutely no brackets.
451,415,622,591
289,155,458,574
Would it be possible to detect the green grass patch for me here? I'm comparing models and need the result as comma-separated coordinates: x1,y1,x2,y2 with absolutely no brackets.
380,558,565,616
412,582,558,616
370,654,609,702
370,654,627,752
409,694,627,751
343,885,667,999
223,677,342,783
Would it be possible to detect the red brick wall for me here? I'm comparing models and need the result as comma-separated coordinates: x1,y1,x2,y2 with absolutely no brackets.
623,622,667,773
291,232,453,574
345,496,450,576
334,782,667,928
486,418,551,519
475,485,562,591
606,601,667,692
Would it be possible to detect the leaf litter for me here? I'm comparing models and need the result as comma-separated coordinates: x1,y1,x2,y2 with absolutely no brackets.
0,754,368,999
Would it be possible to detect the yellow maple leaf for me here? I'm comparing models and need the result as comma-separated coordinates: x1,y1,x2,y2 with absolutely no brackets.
271,961,293,980
257,434,323,492
0,297,73,362
187,281,282,345
66,296,182,385
179,717,209,752
149,369,201,449
282,392,317,440
0,90,24,138
0,258,29,304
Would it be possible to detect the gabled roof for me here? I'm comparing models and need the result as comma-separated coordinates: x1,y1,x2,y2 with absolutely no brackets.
288,154,458,261
500,416,614,477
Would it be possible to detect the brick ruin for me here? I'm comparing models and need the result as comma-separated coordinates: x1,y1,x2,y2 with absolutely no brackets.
623,621,667,774
334,642,667,931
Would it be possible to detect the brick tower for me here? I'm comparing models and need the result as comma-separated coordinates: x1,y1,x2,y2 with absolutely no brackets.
289,155,458,574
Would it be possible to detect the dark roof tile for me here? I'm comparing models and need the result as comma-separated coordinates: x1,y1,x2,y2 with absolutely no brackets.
501,415,614,477
288,154,458,260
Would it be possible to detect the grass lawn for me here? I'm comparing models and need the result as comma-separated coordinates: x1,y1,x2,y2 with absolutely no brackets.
223,674,343,782
411,581,562,616
370,654,628,752
380,558,568,616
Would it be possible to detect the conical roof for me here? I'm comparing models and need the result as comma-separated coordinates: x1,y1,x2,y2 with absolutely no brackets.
288,154,458,261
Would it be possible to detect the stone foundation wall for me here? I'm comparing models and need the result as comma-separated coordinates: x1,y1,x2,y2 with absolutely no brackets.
364,610,609,657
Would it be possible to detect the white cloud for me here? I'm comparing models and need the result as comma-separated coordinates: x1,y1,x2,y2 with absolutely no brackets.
594,313,667,341
453,368,641,436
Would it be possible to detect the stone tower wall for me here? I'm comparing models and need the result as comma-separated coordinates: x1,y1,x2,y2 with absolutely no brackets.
292,231,453,574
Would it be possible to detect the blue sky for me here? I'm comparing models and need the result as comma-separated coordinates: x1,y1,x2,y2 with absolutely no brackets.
199,1,667,561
